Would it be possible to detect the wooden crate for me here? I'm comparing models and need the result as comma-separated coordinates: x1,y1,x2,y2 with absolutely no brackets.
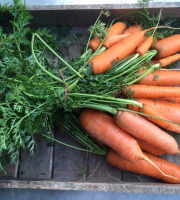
0,2,180,194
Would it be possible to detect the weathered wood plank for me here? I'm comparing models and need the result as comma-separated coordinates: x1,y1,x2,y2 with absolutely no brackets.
18,137,53,179
29,7,180,27
53,127,88,180
0,180,180,194
0,163,18,178
86,153,122,183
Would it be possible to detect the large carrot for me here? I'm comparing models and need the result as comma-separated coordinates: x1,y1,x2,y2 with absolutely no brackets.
114,110,179,154
153,34,180,59
106,150,180,184
137,103,180,133
161,97,180,104
137,69,180,86
135,137,165,156
132,98,180,124
79,108,176,178
123,84,180,98
89,30,150,74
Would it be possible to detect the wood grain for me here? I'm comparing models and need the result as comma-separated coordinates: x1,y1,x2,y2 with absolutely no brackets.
53,128,88,181
18,137,53,179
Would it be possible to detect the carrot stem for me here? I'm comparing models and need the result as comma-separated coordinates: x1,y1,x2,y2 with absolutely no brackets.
33,33,83,78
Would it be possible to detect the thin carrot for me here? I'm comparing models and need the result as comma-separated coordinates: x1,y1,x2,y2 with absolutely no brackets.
114,110,179,154
130,98,180,124
137,68,180,86
103,33,130,48
153,34,180,59
106,150,180,184
136,8,161,57
88,37,101,52
159,54,180,67
136,35,154,56
89,29,150,74
123,84,180,98
79,108,176,178
137,103,180,133
135,137,165,156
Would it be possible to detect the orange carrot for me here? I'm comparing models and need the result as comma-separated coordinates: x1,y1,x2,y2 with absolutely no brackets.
123,24,143,34
123,84,180,98
106,150,180,184
154,34,180,59
159,54,180,67
137,103,180,133
88,37,101,52
137,69,180,86
161,97,180,104
103,33,130,48
88,22,127,52
89,30,149,74
106,22,127,37
136,35,154,56
79,108,176,178
131,98,180,124
79,108,147,162
135,137,165,156
114,110,179,154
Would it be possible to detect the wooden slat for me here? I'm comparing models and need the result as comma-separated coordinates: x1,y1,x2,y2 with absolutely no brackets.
0,180,180,194
0,163,18,178
18,138,53,179
86,153,122,183
53,128,88,180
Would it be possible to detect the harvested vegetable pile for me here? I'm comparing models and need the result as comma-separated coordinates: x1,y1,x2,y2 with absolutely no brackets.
0,0,180,183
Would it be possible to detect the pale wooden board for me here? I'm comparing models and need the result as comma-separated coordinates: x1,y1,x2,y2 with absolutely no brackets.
0,180,180,194
53,127,88,180
18,138,53,179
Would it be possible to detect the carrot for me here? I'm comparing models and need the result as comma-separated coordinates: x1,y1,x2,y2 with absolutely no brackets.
106,150,180,184
154,34,180,59
79,108,176,178
137,69,180,86
89,30,149,74
123,24,143,34
106,22,127,37
130,98,180,124
159,54,180,67
123,84,180,98
88,37,101,52
136,35,154,56
88,22,127,52
135,137,165,156
103,33,130,48
137,103,180,133
114,110,179,154
161,97,180,104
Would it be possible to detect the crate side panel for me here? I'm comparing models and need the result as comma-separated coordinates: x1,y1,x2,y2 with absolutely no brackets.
18,138,53,179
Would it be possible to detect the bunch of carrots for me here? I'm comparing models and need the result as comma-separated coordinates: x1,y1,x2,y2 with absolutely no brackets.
77,18,180,184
